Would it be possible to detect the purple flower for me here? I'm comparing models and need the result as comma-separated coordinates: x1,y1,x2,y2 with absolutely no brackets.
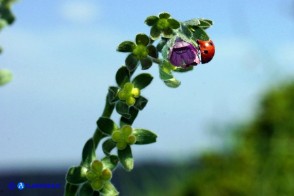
168,38,200,68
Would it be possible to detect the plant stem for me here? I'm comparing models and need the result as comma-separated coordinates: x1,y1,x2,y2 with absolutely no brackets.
101,95,115,118
149,56,163,64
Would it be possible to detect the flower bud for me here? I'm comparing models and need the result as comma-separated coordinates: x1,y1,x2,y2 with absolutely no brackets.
168,38,200,68
91,180,104,191
101,169,112,181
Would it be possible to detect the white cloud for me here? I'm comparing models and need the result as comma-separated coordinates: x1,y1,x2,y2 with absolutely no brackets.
60,1,100,24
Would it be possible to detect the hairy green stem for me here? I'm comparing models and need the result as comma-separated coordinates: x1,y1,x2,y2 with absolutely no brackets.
149,56,163,64
101,96,115,118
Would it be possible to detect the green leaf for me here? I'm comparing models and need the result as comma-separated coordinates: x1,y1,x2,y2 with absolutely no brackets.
0,69,13,86
183,19,200,27
125,54,139,71
145,15,159,26
102,139,117,156
107,86,119,104
117,41,135,52
66,166,88,184
150,26,161,40
120,107,139,127
101,155,119,171
191,26,210,41
79,182,94,196
162,28,173,37
133,129,157,144
135,34,149,46
115,66,130,87
0,8,15,25
168,18,180,29
100,182,119,196
159,66,173,80
65,183,79,196
97,117,117,135
132,73,153,90
180,24,192,38
116,101,131,119
164,77,181,88
147,45,158,58
81,138,96,167
159,12,171,19
198,19,213,29
134,96,148,111
118,145,134,171
140,57,152,70
174,66,194,72
156,38,168,52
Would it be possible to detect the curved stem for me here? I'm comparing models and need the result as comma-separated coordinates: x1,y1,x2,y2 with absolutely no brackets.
101,95,115,118
149,56,163,65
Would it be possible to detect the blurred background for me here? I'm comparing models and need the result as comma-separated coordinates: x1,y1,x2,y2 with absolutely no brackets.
1,0,294,195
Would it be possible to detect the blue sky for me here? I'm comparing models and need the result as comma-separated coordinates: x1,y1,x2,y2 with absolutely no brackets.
1,0,294,170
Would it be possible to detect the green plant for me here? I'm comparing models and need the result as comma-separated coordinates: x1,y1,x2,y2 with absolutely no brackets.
65,12,214,196
0,0,16,86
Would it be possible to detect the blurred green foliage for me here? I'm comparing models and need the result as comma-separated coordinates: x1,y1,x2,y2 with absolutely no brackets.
110,81,294,196
170,81,294,196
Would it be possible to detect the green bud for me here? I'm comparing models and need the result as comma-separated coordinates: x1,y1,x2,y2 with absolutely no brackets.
122,125,132,136
157,18,169,30
132,88,140,98
132,45,148,60
91,160,103,174
118,90,126,100
127,135,136,145
117,142,127,150
101,169,112,181
124,82,134,92
91,180,104,191
112,131,122,142
86,170,97,181
126,97,136,106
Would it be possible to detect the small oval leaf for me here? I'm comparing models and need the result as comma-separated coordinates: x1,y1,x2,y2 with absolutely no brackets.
100,182,119,196
79,182,94,195
115,66,130,87
66,166,88,184
0,69,13,86
164,77,181,88
191,26,210,41
119,107,139,127
117,41,135,52
102,139,117,156
147,45,158,58
118,145,134,171
125,54,139,71
101,155,119,171
159,12,171,19
140,57,153,70
133,96,148,111
65,183,79,196
132,73,153,90
107,86,119,104
145,15,159,26
81,138,96,167
133,129,157,144
150,26,161,40
168,18,180,29
116,101,131,119
97,117,117,135
135,34,149,46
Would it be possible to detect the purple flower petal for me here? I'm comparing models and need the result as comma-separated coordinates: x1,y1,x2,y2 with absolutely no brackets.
168,38,200,68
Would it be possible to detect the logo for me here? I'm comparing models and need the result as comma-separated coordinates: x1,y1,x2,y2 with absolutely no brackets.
17,182,25,190
7,181,61,190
